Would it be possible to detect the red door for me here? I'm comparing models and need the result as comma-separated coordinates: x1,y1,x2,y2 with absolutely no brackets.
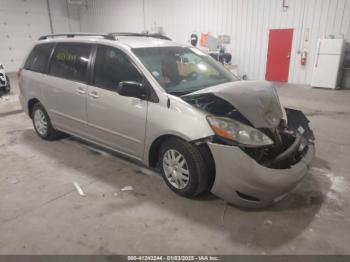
265,29,293,82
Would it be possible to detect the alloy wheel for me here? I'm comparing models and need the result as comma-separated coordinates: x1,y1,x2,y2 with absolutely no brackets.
34,109,48,136
163,149,190,189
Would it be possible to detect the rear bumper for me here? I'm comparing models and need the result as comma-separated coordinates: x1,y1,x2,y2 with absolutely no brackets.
208,141,315,208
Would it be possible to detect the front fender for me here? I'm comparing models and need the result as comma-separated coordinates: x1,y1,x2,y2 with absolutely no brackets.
143,96,214,165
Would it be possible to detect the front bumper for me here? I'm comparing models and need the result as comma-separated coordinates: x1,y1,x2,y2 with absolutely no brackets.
208,141,315,208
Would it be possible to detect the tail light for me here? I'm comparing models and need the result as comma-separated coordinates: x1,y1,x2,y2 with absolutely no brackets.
17,68,22,79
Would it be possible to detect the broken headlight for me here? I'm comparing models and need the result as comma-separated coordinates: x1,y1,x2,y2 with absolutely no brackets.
207,116,274,147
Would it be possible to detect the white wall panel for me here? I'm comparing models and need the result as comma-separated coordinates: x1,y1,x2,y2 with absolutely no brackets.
79,0,350,84
80,0,144,33
0,0,81,72
49,0,81,33
0,0,51,71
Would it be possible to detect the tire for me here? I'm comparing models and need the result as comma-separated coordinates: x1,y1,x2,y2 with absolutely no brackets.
32,102,63,140
159,138,211,198
4,75,10,94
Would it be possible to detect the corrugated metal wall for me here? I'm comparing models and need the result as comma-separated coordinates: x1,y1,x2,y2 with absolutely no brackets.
49,0,81,33
80,0,350,84
0,0,79,72
0,0,51,71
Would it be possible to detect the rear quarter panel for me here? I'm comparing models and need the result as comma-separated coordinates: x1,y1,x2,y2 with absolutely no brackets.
19,70,49,116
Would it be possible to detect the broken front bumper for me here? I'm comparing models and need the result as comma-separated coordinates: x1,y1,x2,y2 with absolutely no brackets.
208,141,315,208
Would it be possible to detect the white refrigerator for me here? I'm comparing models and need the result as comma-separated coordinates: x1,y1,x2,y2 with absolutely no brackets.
311,38,345,89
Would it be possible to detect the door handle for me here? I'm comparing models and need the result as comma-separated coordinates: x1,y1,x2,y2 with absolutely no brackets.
88,91,100,99
76,87,86,95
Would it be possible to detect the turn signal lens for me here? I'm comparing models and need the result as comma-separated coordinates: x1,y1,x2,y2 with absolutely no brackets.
211,125,236,141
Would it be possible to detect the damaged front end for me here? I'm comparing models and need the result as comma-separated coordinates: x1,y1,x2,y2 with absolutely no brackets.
242,108,314,169
183,84,315,170
183,82,315,207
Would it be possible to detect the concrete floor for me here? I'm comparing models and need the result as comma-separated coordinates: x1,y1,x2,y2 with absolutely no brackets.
0,75,350,254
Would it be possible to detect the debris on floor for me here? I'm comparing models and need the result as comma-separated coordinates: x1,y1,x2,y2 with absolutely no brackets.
9,179,19,184
121,185,133,191
311,167,349,207
221,202,228,226
264,219,273,225
0,95,18,103
73,182,86,196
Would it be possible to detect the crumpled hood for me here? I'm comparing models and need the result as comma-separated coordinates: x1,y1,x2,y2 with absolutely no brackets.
186,81,283,129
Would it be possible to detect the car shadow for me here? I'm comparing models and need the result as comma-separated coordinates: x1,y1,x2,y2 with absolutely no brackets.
18,129,331,250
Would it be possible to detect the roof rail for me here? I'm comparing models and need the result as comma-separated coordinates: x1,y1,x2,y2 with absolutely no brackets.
109,32,171,40
38,33,115,41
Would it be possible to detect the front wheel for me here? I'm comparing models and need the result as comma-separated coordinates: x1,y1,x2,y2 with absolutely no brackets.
32,102,64,140
159,138,211,198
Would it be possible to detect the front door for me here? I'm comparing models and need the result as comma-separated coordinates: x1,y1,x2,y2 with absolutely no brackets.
265,29,294,82
86,45,148,159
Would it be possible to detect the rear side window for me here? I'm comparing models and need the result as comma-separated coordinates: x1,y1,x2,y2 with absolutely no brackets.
24,44,54,73
93,45,142,90
49,43,91,82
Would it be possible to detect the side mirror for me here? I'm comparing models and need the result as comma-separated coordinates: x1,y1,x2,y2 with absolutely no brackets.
117,81,148,100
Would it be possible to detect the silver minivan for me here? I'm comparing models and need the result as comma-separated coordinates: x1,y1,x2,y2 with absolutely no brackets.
19,33,315,208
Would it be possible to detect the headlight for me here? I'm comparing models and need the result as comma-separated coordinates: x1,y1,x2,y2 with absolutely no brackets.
207,116,274,147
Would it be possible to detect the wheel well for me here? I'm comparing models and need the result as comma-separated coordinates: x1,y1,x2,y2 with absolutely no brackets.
28,98,39,118
148,134,216,190
148,135,176,168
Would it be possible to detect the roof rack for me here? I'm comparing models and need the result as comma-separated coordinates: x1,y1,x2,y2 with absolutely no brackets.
38,32,172,41
109,32,171,40
38,33,115,41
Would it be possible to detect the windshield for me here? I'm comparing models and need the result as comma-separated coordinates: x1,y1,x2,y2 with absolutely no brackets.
132,46,238,96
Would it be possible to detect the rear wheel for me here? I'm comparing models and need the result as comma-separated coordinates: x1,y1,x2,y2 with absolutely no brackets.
32,102,63,140
159,138,211,197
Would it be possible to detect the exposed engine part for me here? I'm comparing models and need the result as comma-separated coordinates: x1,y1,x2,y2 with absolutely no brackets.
183,90,314,170
182,93,252,126
241,109,314,169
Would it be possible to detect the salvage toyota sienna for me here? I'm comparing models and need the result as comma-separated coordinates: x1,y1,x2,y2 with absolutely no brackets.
18,33,315,208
